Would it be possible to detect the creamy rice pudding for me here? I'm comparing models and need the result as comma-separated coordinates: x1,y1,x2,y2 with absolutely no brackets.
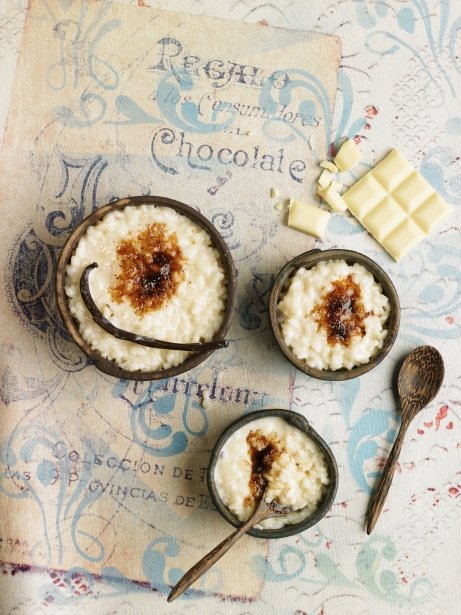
214,416,330,530
65,204,227,372
277,260,390,371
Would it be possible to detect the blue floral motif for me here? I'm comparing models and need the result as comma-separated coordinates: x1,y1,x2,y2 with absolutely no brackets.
397,237,461,344
357,535,432,604
251,530,432,606
448,14,461,77
47,154,108,238
154,69,233,134
210,209,240,251
259,68,333,153
420,147,461,203
397,7,416,33
6,152,111,371
238,268,275,331
45,0,119,93
362,0,460,99
142,537,183,593
54,93,108,128
337,378,361,430
251,544,308,583
348,409,397,494
354,2,388,29
251,529,353,587
333,71,354,148
47,1,121,127
9,228,59,337
329,70,369,161
182,396,208,437
113,380,191,458
0,426,112,567
105,94,162,125
142,536,223,598
66,444,112,564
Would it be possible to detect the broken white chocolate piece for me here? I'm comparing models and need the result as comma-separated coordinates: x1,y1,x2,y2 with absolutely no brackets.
271,187,279,199
320,159,339,173
317,169,334,189
330,179,343,193
334,139,362,172
318,184,348,213
342,148,452,261
287,199,330,238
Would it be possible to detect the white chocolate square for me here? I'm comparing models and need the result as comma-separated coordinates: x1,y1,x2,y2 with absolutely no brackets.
342,148,452,260
288,199,330,238
363,197,407,241
334,139,362,172
372,148,413,191
412,193,452,233
381,219,426,261
342,173,387,217
392,170,434,213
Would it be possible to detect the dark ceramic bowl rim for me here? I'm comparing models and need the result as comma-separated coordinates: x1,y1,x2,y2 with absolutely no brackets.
207,408,339,539
269,248,400,381
55,196,237,381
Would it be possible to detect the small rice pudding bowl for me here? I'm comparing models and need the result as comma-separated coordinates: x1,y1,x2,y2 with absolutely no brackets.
269,249,400,380
56,197,236,379
208,409,338,539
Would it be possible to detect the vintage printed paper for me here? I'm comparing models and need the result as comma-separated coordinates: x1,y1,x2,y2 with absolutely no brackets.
0,0,340,597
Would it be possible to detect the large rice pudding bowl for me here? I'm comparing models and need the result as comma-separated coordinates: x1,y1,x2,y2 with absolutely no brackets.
277,259,390,371
65,204,227,372
214,416,330,530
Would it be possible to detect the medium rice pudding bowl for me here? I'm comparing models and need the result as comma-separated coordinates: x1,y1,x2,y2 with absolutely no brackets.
277,260,390,371
65,204,227,372
214,416,330,530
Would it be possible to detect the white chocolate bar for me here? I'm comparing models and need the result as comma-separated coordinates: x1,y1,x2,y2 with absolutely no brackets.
334,139,362,172
342,149,452,261
287,199,330,238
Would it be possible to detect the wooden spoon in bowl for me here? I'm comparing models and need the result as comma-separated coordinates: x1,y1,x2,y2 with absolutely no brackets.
367,345,445,534
167,490,292,602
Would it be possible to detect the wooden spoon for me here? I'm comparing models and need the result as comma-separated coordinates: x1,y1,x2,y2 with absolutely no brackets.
366,345,445,534
167,491,292,602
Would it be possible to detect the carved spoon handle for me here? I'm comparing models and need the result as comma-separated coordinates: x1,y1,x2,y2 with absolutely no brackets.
366,415,411,535
167,502,273,602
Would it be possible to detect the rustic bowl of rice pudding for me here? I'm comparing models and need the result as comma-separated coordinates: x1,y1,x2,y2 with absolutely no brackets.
208,409,338,538
56,196,236,380
269,249,400,381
